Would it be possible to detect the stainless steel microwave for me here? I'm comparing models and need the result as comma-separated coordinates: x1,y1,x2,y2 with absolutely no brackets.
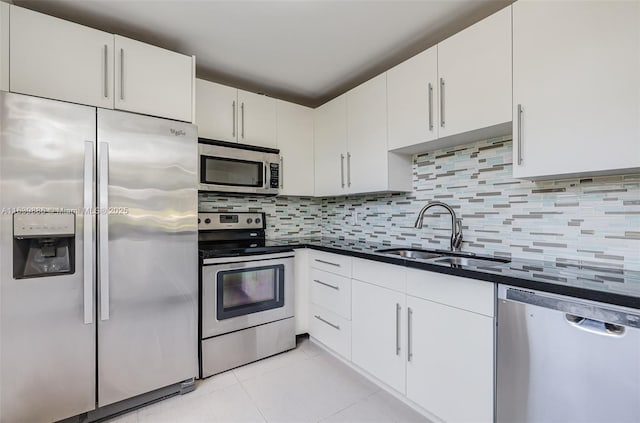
198,139,281,196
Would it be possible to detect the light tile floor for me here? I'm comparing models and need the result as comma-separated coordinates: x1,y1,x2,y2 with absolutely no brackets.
106,337,430,423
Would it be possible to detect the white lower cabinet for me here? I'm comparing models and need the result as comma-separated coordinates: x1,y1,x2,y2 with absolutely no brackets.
310,303,351,360
305,252,495,422
351,279,406,394
406,295,494,423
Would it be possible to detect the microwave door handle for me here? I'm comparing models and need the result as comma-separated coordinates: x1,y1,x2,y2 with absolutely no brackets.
264,161,269,189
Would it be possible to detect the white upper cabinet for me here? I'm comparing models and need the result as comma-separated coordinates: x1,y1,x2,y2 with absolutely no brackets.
347,73,411,194
314,75,412,197
114,35,193,122
0,2,9,92
314,94,348,197
513,0,640,179
237,89,277,148
196,79,238,142
276,100,314,196
387,46,438,151
10,6,114,109
195,79,277,148
437,6,512,141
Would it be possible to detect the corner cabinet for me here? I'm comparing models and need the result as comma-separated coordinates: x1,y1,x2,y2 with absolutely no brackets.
276,101,314,196
512,0,640,179
313,75,412,197
114,35,193,122
9,5,115,109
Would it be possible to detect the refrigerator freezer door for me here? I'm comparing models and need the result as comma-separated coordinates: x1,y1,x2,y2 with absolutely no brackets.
96,109,198,407
0,92,96,422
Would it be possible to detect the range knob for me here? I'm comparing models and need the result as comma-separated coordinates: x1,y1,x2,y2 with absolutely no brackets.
247,218,253,224
255,218,261,224
198,218,201,224
204,218,211,224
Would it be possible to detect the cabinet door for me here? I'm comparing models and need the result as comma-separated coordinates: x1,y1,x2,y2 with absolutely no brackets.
115,35,192,122
437,6,511,139
387,46,438,151
314,94,347,197
237,89,277,148
10,6,114,109
351,280,406,394
196,79,238,142
513,0,640,179
406,296,494,423
346,73,389,194
276,100,314,196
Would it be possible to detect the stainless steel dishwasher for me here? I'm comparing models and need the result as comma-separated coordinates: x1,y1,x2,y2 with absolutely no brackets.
497,285,640,423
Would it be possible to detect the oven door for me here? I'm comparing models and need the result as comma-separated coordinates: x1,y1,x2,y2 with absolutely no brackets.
201,252,294,338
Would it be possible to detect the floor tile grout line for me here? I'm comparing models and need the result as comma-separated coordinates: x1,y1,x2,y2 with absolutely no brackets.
315,386,382,423
237,377,270,423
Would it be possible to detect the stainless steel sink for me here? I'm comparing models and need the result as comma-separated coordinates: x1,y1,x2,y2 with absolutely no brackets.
434,256,510,267
375,248,444,260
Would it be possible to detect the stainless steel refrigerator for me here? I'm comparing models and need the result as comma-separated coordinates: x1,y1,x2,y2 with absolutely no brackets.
0,92,198,422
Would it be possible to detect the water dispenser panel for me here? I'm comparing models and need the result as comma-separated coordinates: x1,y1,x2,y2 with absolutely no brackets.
14,212,75,238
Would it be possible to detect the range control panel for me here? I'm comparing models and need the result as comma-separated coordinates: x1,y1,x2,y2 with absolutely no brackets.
13,212,76,238
198,212,265,231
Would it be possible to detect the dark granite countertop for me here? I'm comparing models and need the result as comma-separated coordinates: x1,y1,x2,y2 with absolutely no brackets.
266,236,640,310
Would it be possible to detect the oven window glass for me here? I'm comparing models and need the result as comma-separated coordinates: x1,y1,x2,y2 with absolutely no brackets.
216,265,284,320
201,155,264,187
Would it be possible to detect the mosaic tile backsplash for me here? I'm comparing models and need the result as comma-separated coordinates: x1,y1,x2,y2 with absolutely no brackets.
200,135,640,270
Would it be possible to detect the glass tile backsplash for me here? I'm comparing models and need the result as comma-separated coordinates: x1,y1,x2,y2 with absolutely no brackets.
200,135,640,270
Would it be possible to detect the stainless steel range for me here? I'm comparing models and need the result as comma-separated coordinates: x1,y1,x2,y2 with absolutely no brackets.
198,212,295,378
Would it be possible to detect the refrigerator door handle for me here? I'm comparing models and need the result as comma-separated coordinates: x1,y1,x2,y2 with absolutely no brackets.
83,141,94,325
98,142,110,321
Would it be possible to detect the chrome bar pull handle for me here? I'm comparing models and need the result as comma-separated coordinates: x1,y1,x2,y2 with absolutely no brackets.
314,315,340,330
346,152,351,188
407,307,413,361
517,104,524,165
314,259,340,268
232,101,236,138
263,161,268,189
313,279,339,291
119,48,124,101
98,142,110,321
83,141,94,325
280,156,284,189
241,102,245,139
439,78,445,128
428,82,433,131
396,303,401,355
340,154,345,188
103,45,108,98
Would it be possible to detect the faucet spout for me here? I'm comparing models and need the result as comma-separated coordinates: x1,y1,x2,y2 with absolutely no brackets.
414,201,463,252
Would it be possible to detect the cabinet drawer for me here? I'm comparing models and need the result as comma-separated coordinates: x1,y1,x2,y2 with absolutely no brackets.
309,251,352,277
352,257,406,292
310,269,351,320
406,268,494,317
310,304,351,360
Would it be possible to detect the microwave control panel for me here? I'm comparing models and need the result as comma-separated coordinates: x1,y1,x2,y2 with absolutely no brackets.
270,163,279,188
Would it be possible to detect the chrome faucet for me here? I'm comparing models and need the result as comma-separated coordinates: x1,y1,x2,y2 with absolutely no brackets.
414,201,463,252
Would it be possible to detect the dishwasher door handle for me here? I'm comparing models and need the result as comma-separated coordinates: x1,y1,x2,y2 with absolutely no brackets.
565,313,625,336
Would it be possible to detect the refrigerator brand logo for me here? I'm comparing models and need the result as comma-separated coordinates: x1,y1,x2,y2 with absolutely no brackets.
170,128,186,136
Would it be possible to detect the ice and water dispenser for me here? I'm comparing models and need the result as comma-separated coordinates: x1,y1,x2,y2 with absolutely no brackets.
13,212,76,279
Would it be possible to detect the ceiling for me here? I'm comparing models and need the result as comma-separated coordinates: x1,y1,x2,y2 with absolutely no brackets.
13,0,512,107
